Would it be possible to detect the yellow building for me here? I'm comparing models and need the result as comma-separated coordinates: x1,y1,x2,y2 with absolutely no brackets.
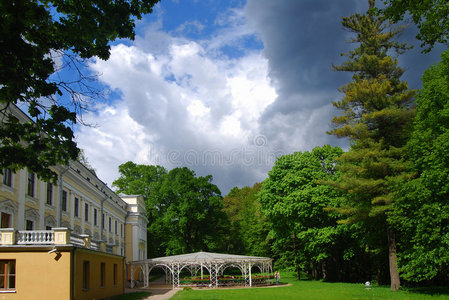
0,104,149,299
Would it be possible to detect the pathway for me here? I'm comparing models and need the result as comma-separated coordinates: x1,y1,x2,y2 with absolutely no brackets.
125,277,180,300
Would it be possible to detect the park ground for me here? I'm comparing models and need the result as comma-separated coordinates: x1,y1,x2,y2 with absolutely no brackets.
112,271,449,300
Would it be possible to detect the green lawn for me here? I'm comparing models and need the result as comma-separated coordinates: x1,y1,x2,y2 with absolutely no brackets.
171,272,449,300
107,291,151,300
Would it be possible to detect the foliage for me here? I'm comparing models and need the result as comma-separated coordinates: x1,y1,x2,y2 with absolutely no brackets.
379,0,449,52
178,274,273,286
0,105,78,182
0,0,159,181
77,148,96,174
390,49,449,283
259,145,357,281
327,0,415,290
222,183,270,257
113,161,167,200
113,163,228,257
149,167,229,256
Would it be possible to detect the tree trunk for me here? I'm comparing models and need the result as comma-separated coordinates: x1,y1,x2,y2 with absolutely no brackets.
292,233,300,280
322,260,327,281
387,226,400,291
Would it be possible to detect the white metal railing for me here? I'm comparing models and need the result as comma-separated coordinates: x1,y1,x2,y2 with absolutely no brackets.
17,230,54,244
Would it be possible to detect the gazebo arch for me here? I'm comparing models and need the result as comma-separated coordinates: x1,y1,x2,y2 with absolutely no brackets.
128,251,273,288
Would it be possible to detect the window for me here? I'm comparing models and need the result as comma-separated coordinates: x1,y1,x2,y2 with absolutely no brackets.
120,224,123,237
74,197,79,217
62,191,68,212
0,260,15,290
83,261,89,290
26,220,33,230
46,183,53,205
113,264,117,286
2,169,12,187
84,203,89,222
114,220,117,235
27,172,35,197
1,213,10,228
94,209,98,226
108,217,112,232
100,263,105,287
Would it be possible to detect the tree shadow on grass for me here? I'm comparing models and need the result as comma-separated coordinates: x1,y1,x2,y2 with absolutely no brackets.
403,286,449,296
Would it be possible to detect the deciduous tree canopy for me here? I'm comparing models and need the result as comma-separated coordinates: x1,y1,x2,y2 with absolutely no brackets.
114,163,228,257
379,0,449,52
259,145,349,281
222,183,270,257
0,0,159,181
391,49,449,283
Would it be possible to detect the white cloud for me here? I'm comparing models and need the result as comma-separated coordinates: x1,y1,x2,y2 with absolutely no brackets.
78,10,277,192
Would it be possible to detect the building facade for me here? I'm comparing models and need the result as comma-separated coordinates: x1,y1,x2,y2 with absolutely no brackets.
0,104,148,299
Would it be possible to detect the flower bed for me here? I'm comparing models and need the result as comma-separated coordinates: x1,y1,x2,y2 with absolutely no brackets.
179,274,274,286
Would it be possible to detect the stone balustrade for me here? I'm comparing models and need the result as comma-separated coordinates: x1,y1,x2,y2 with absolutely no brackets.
0,228,117,255
17,230,54,244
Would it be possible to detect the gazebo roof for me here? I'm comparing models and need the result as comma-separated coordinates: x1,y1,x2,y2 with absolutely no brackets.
132,251,272,265
128,251,273,288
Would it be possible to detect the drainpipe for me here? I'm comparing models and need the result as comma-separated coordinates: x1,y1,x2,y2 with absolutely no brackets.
58,163,70,227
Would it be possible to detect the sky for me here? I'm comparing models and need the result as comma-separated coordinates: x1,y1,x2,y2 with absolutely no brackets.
74,0,445,195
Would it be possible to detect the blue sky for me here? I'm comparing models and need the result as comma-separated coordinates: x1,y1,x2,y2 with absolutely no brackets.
75,0,445,194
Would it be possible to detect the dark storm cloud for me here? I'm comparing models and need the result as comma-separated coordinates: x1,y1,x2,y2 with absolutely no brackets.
245,0,445,156
246,0,362,106
83,0,446,196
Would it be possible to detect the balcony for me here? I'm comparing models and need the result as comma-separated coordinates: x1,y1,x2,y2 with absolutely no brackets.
0,228,118,254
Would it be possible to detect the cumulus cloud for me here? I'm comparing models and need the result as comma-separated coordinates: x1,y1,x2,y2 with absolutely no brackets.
76,0,445,194
78,12,277,193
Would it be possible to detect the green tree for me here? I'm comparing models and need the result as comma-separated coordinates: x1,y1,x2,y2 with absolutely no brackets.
114,163,229,257
222,183,270,257
148,167,229,256
379,0,449,52
259,145,347,281
390,49,449,283
0,0,159,182
328,0,415,290
113,161,167,200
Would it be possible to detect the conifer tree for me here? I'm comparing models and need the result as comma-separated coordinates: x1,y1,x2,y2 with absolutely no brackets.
328,0,415,290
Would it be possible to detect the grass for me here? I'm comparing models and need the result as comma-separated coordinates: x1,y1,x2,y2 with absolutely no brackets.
170,272,449,300
106,291,151,300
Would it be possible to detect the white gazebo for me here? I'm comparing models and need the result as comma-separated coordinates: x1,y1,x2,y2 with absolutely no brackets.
129,251,273,288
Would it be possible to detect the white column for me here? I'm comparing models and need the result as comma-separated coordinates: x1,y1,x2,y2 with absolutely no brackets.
132,224,139,261
90,203,94,236
38,181,45,229
81,197,85,232
69,191,74,229
55,184,60,228
17,170,26,230
105,213,109,242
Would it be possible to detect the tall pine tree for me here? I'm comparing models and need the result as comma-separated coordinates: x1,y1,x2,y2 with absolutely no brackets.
327,0,415,290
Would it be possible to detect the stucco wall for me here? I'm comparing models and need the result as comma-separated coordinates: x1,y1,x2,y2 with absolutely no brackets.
0,250,71,300
74,249,124,300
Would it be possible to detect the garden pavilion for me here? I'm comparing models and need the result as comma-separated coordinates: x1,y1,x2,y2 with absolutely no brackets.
129,251,273,288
